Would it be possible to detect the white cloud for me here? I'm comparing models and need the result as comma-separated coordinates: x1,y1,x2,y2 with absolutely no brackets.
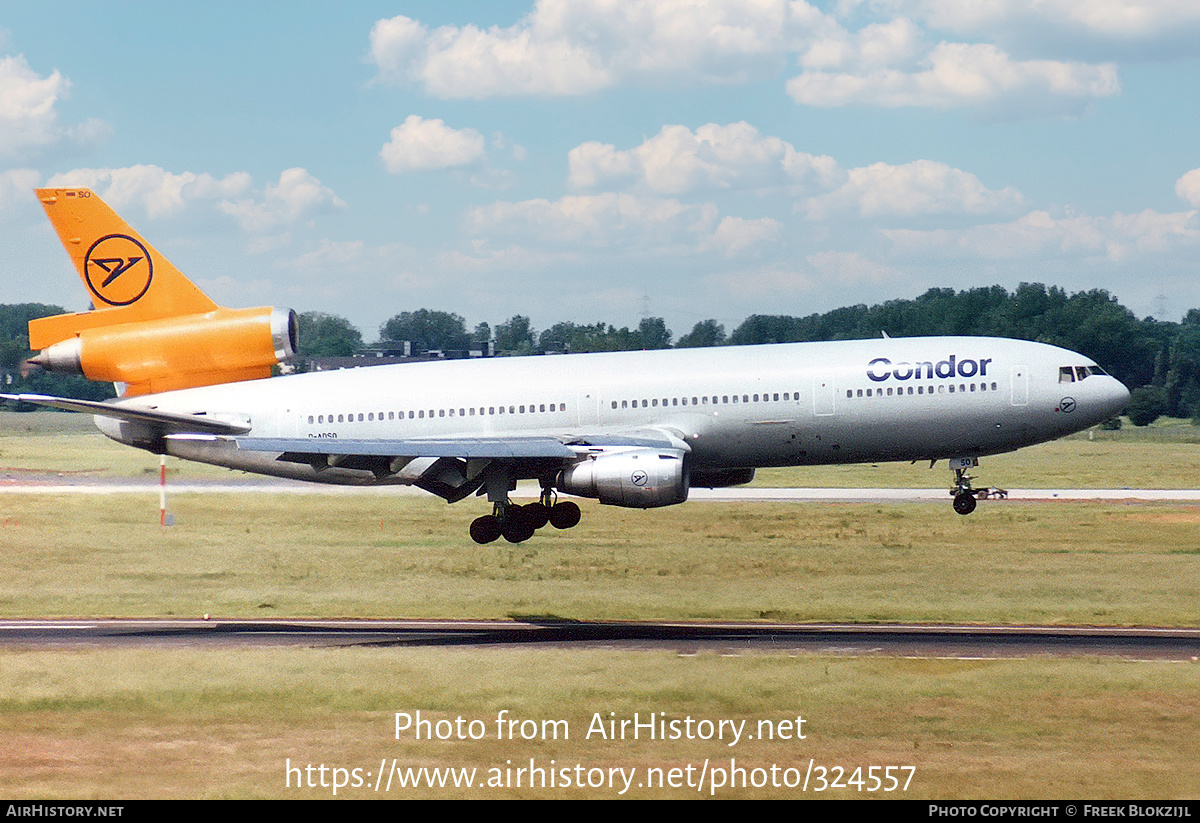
367,15,430,82
369,1,831,98
800,17,925,70
1109,208,1200,256
50,166,346,233
47,165,252,218
469,192,720,250
566,122,1020,224
0,54,108,160
368,3,1130,116
788,41,1119,114
884,208,1199,262
567,141,637,190
568,122,843,195
706,216,782,256
1176,168,1200,207
703,264,815,297
806,250,901,285
380,115,487,173
434,245,581,277
469,190,783,260
804,159,1025,218
0,168,40,211
219,168,346,232
0,55,66,156
293,239,384,270
886,0,1200,43
369,11,610,98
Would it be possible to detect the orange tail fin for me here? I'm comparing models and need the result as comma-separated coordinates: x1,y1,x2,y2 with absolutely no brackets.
30,188,219,347
28,188,296,396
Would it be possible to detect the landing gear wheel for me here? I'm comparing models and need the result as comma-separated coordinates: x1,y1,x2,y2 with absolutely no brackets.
469,514,502,544
501,505,537,543
524,501,550,530
953,492,977,516
548,500,581,529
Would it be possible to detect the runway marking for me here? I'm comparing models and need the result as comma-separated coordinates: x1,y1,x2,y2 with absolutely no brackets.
0,622,95,629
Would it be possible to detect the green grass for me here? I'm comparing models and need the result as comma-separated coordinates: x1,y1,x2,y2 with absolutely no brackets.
0,412,233,479
0,648,1196,799
1,411,1197,799
1,494,1197,625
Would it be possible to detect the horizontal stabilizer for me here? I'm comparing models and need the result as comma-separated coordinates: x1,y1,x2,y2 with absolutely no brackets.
0,393,252,435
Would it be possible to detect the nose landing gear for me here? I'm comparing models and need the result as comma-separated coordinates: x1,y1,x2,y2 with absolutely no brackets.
952,488,977,515
950,457,979,515
948,457,1006,515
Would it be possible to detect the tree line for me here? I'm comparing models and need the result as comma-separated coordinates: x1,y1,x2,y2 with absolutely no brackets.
3,283,1198,424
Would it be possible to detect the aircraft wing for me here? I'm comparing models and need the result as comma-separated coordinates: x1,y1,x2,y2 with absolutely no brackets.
235,437,578,460
234,427,690,461
0,393,252,435
234,429,689,502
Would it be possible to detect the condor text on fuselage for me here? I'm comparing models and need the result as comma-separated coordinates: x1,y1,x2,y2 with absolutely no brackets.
867,354,992,383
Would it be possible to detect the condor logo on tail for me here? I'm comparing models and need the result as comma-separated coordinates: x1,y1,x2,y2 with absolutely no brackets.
84,234,153,305
26,187,297,397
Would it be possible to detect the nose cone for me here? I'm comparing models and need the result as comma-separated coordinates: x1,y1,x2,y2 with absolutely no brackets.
1101,377,1130,420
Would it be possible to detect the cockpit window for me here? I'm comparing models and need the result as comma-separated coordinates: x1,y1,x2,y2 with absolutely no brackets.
1062,364,1108,382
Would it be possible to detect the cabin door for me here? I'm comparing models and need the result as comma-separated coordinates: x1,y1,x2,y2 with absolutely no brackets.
1010,366,1029,406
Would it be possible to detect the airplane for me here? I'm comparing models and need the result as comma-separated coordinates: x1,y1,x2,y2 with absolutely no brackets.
4,188,1131,544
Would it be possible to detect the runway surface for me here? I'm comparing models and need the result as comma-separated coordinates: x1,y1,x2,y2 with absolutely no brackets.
2,474,1199,502
2,618,1197,660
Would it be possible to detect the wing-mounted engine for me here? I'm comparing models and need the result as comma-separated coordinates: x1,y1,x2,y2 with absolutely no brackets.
28,306,298,396
557,447,689,508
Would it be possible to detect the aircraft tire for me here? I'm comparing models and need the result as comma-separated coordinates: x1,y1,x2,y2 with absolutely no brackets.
470,515,502,544
502,506,537,543
525,501,550,529
548,501,581,529
953,493,977,516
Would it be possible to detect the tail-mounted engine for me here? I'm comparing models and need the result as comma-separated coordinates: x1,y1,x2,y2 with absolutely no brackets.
557,447,689,508
28,306,298,397
27,187,299,397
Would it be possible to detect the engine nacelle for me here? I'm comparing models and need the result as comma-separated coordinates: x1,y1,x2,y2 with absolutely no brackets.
30,307,297,397
557,447,689,508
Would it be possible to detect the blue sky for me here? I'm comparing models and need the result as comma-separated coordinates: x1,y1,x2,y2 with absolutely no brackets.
2,1,1199,342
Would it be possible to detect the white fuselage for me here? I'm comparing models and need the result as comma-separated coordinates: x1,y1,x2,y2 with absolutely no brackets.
96,336,1130,486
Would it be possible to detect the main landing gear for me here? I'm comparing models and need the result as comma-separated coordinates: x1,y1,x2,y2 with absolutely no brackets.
469,487,581,544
